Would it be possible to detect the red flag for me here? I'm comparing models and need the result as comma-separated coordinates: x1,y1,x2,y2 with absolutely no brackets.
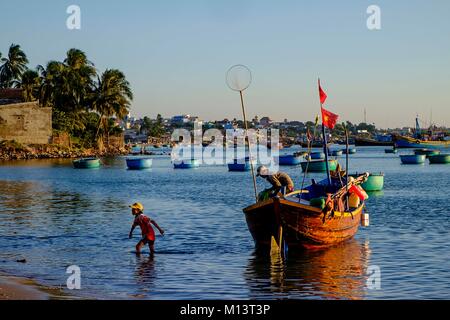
318,79,327,104
321,107,339,129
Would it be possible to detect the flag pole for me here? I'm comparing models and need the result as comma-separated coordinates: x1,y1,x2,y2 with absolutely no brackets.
319,78,332,185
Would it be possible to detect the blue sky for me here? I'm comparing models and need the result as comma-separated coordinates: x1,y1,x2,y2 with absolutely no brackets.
1,0,449,128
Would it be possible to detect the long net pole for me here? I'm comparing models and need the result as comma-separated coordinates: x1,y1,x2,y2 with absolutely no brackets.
240,90,258,202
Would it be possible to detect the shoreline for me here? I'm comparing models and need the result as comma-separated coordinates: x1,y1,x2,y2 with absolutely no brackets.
0,142,129,162
0,275,49,300
0,273,75,300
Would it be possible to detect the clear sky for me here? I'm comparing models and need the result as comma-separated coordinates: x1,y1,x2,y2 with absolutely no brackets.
1,0,449,128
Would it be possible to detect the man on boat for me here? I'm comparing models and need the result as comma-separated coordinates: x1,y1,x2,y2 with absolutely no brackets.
256,165,295,198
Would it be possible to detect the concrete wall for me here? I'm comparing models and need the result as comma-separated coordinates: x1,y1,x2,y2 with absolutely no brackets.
0,102,52,145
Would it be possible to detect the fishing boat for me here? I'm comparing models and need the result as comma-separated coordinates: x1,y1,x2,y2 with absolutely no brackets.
173,158,200,169
350,172,384,192
126,158,153,170
301,159,338,172
277,153,303,166
354,136,393,146
300,141,330,148
393,116,449,149
342,148,357,155
400,154,426,165
241,79,370,252
414,149,441,157
385,148,398,154
73,158,101,169
428,154,450,164
243,173,369,250
228,157,256,172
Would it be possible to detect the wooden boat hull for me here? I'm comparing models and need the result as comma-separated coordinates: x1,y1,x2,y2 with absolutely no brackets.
428,154,450,164
355,137,392,146
243,197,363,250
400,154,426,164
394,135,449,149
278,155,302,166
301,160,338,172
126,158,153,170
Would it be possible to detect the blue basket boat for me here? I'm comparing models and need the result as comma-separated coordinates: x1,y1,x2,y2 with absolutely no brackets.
228,157,256,171
329,150,343,157
308,152,325,160
385,148,398,154
173,159,200,169
73,158,101,169
126,158,153,170
342,148,357,155
278,154,303,166
400,154,426,164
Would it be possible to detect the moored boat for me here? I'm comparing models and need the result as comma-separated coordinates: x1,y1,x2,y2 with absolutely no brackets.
400,154,426,164
414,149,441,157
73,158,101,169
173,158,200,169
350,172,384,191
126,158,153,170
228,157,256,172
277,154,303,166
308,152,325,160
301,160,338,172
385,148,398,154
354,136,393,146
243,174,369,250
343,148,357,155
329,150,343,157
428,154,450,164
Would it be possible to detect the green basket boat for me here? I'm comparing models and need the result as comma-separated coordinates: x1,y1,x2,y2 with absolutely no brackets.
301,160,338,172
350,172,384,191
414,149,441,157
428,154,450,164
73,158,101,169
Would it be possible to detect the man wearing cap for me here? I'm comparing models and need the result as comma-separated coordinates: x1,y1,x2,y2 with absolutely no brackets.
256,165,295,197
129,202,165,255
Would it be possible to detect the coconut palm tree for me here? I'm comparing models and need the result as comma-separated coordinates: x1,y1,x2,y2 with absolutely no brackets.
92,69,133,139
20,69,41,102
0,44,29,88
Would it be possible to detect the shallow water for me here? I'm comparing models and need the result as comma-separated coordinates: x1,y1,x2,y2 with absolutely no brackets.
0,146,449,299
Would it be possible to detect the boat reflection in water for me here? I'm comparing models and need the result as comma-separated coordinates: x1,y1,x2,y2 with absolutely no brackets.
244,239,371,300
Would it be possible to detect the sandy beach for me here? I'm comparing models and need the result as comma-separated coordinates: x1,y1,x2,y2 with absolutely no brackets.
0,275,49,300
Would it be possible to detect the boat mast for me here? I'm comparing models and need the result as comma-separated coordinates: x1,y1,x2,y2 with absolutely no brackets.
319,78,331,185
415,115,421,139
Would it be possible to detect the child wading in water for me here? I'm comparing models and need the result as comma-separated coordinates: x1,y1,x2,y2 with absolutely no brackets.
129,203,164,255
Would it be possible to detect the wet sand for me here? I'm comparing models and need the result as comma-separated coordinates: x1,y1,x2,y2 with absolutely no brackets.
0,275,49,300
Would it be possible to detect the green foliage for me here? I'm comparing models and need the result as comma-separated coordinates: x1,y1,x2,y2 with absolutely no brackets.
0,44,29,88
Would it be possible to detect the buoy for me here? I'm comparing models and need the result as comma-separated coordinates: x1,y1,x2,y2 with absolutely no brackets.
361,213,370,227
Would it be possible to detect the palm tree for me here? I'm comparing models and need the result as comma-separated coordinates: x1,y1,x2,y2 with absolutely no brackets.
92,69,133,140
0,44,29,88
20,69,41,102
